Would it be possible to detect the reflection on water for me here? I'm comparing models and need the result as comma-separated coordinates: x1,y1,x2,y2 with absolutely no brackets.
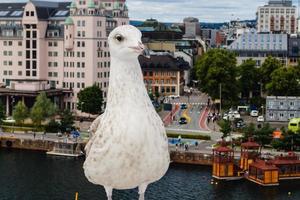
0,149,300,200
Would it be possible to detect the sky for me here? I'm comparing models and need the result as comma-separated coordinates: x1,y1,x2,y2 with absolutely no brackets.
1,0,299,22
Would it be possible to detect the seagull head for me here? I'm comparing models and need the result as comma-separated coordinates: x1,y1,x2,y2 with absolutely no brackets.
108,25,150,60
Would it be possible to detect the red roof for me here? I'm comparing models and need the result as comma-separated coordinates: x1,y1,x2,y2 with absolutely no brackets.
213,146,233,152
241,141,260,148
250,160,278,170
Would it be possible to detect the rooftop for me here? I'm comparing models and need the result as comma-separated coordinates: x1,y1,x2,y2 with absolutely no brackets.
139,54,190,71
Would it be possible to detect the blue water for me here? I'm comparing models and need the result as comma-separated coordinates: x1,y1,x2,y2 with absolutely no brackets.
0,149,300,200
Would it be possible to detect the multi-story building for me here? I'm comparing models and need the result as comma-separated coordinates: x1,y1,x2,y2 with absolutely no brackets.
139,53,190,96
228,30,288,66
135,18,204,87
257,0,297,34
0,0,129,115
287,34,300,66
266,96,300,122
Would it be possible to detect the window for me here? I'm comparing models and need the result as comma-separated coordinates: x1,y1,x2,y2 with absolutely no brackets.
30,11,34,16
26,61,30,69
18,51,22,56
32,51,36,59
26,31,30,38
26,40,30,48
18,71,22,76
32,61,36,69
26,51,30,59
32,71,36,77
32,40,36,49
18,41,22,46
32,31,37,38
26,70,30,76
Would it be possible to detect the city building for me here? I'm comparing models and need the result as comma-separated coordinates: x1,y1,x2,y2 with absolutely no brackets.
257,0,298,34
0,0,129,115
228,30,288,66
136,18,183,42
287,34,300,66
135,18,204,87
266,96,300,122
139,53,190,96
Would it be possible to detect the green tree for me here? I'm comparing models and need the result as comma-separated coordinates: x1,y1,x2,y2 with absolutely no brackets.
30,92,56,127
195,49,239,103
266,66,300,96
0,101,5,125
242,123,256,140
12,101,28,125
77,84,103,115
237,59,260,100
220,120,232,138
60,109,74,133
45,119,61,133
259,56,282,90
254,123,274,148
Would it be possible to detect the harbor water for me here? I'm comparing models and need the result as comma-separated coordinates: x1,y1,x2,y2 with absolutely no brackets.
1,149,300,200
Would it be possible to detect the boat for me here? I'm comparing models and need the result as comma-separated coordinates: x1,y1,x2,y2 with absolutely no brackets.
46,141,84,157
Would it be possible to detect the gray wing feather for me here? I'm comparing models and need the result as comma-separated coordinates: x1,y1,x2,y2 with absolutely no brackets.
85,114,103,156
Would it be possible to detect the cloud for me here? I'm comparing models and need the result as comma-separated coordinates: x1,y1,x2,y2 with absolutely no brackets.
127,0,296,22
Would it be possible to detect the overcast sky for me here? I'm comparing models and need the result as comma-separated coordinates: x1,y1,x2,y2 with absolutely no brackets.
127,0,266,22
1,0,299,22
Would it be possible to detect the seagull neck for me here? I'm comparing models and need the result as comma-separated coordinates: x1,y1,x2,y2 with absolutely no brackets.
106,56,146,108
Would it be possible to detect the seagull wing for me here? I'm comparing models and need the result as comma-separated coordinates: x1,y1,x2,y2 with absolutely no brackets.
85,113,103,156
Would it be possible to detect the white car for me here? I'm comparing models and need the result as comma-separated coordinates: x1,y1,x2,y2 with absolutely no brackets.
2,117,16,123
250,110,259,117
233,111,241,119
257,116,265,122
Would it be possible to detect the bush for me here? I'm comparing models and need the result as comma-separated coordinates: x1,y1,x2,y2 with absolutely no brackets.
167,132,211,140
45,120,60,133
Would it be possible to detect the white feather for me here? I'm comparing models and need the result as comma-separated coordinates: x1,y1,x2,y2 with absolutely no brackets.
83,25,170,190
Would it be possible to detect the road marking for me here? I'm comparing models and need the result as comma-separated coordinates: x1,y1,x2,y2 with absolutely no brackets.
182,106,192,123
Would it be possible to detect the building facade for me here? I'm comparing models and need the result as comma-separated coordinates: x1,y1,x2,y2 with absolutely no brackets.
0,0,129,115
228,30,288,66
266,96,300,122
257,0,297,34
139,53,190,96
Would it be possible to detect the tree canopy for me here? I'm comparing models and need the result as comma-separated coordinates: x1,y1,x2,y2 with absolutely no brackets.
266,66,300,96
30,92,56,126
259,56,282,88
237,59,260,99
195,49,239,103
77,84,104,115
12,101,28,125
60,109,75,133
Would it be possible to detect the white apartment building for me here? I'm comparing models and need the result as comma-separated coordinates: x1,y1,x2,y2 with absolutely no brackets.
257,0,297,34
0,0,129,115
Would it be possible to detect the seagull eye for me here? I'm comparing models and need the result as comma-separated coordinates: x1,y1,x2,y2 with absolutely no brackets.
115,34,124,42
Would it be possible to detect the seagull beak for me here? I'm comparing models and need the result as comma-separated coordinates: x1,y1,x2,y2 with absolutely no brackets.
129,42,151,58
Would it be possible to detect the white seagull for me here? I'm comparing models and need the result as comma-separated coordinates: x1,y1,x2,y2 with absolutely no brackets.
83,25,170,200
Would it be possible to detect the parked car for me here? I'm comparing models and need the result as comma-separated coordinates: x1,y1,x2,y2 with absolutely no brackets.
235,118,246,128
233,111,241,119
257,116,265,122
250,110,259,117
180,104,188,109
223,113,229,120
179,117,187,124
2,117,15,123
